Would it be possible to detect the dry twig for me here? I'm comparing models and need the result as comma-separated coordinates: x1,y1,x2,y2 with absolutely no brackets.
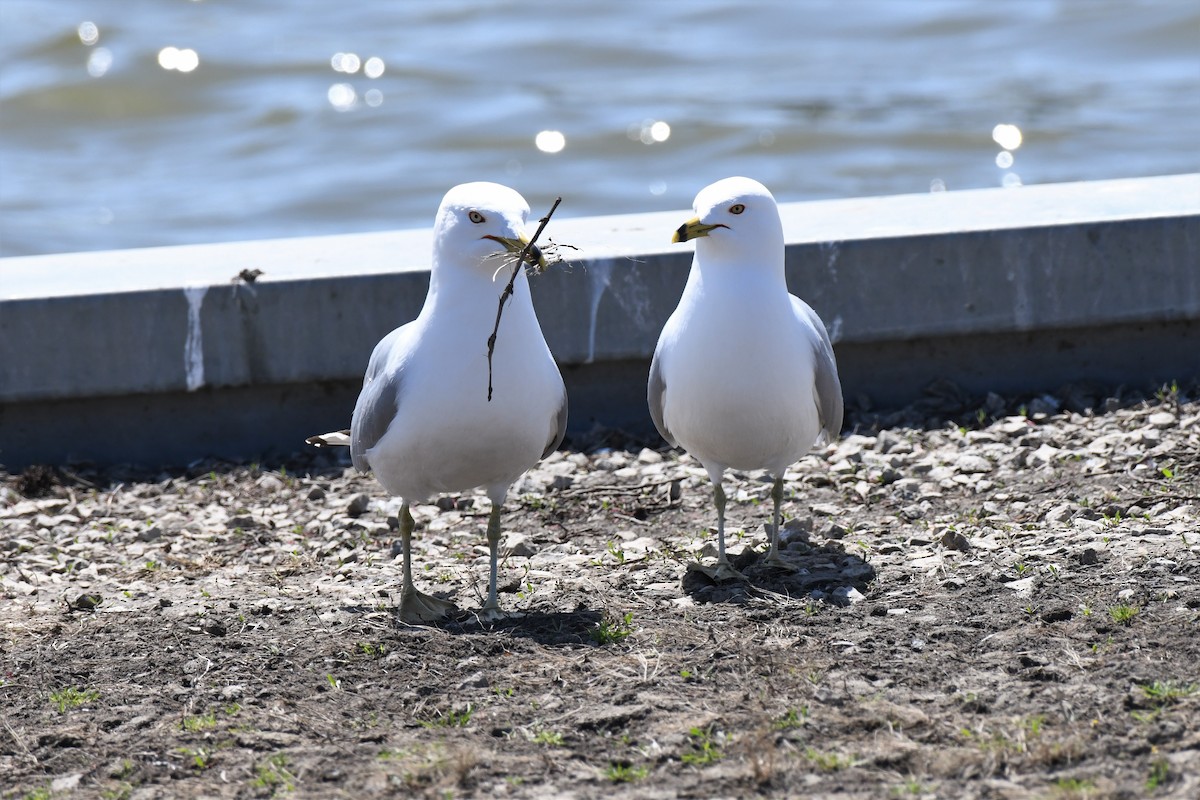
486,196,562,401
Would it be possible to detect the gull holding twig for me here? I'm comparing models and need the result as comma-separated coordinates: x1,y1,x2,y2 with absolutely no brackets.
308,182,567,623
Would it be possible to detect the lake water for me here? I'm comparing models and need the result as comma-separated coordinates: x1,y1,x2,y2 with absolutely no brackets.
1,0,1197,257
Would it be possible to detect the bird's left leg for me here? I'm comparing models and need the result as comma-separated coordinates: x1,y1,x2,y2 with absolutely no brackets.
762,475,795,568
477,501,510,623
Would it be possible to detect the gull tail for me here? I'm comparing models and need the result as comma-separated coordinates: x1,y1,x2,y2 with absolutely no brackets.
306,429,351,448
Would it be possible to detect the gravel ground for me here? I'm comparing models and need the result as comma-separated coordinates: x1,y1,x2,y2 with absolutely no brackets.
2,382,1198,799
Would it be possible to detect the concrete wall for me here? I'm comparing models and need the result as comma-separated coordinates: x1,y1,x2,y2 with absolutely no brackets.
2,174,1197,468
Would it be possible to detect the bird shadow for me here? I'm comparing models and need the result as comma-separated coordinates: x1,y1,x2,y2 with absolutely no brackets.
682,532,876,607
395,606,606,647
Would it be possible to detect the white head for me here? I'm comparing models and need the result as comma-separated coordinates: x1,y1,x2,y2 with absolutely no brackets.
672,177,784,270
432,181,545,275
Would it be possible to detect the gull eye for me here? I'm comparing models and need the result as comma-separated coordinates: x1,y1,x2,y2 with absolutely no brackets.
729,203,745,215
468,210,486,224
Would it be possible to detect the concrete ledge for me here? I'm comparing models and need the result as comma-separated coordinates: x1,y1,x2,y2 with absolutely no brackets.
2,174,1198,467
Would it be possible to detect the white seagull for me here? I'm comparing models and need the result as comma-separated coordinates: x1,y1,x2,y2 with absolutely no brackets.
648,177,843,580
309,182,567,622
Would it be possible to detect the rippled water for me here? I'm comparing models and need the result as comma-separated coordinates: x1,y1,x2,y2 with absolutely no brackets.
1,0,1197,257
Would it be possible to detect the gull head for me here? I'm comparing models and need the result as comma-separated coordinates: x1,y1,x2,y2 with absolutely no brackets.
672,177,784,266
433,181,547,275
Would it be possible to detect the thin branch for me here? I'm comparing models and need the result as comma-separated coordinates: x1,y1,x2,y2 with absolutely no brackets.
486,196,562,401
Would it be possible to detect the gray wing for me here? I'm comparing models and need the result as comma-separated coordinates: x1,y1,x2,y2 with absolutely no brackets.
350,326,406,473
646,344,677,447
792,297,844,443
542,382,569,459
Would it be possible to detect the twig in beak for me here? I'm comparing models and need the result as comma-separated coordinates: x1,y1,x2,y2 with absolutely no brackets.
486,196,562,402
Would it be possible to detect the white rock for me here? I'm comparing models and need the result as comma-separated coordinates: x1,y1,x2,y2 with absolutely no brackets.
1148,411,1176,429
636,448,664,464
956,455,993,474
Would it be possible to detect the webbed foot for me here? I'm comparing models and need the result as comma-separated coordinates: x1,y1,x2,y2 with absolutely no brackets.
688,559,745,583
473,603,523,625
398,588,457,624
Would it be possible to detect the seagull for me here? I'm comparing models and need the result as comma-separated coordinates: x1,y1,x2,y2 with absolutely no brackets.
308,182,567,623
648,177,843,580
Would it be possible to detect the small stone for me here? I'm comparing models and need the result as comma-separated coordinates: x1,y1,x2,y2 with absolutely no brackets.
940,529,971,551
956,455,993,474
1006,576,1036,596
51,774,82,793
636,448,664,464
258,475,285,492
307,486,326,501
1041,607,1073,623
1027,395,1061,416
1044,504,1075,524
458,671,489,689
879,467,903,485
504,534,537,558
822,522,847,540
832,586,866,605
984,392,1006,416
1148,411,1176,429
346,494,371,517
136,526,163,542
68,593,103,612
551,475,574,491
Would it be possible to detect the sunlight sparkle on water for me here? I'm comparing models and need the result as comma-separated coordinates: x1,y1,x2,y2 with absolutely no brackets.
995,151,1014,169
331,53,361,74
77,21,99,46
158,47,199,73
364,57,386,79
629,119,671,145
328,83,357,111
992,123,1023,151
364,89,383,107
87,48,112,77
535,130,566,154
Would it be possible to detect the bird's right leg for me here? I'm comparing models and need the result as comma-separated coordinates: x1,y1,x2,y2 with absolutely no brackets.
699,480,743,582
396,502,456,624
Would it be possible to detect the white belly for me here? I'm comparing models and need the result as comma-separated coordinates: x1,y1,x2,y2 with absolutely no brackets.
366,319,561,502
660,300,821,474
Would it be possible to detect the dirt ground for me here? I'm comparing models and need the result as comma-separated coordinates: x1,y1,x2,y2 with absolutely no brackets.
2,383,1198,800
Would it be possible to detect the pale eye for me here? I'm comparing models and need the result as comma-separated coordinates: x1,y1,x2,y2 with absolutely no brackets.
729,203,745,215
468,210,486,224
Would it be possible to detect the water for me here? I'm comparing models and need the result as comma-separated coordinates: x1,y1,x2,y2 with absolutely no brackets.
1,0,1197,258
